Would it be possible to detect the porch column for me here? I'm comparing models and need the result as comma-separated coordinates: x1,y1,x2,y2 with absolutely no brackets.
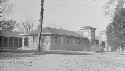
2,37,4,47
22,36,25,47
18,38,19,48
99,36,101,46
8,37,10,47
13,38,14,47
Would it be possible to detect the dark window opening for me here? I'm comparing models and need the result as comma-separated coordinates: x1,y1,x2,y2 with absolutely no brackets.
102,41,105,46
24,37,28,47
9,37,13,47
0,36,3,47
3,37,8,47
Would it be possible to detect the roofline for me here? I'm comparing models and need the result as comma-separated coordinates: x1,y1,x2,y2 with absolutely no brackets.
19,33,87,38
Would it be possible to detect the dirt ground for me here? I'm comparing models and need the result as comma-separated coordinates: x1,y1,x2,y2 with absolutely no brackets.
0,51,125,71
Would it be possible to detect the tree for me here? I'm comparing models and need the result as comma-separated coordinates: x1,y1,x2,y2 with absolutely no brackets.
103,0,125,18
19,18,35,32
0,0,14,17
0,19,16,31
105,0,125,52
0,0,15,31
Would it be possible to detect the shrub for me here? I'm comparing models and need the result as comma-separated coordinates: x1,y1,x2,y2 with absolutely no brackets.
91,45,104,53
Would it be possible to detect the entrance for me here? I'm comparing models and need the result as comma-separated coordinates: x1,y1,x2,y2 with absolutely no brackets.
24,37,28,47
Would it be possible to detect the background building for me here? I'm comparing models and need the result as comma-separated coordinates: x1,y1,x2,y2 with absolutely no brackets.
78,26,96,45
99,30,111,51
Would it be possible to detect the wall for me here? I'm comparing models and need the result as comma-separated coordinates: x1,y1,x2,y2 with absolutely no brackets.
25,35,38,50
42,35,51,51
50,35,90,51
27,35,51,51
79,29,95,44
27,34,91,51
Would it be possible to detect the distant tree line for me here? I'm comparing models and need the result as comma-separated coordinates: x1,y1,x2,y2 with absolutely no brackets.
0,18,35,32
0,0,35,32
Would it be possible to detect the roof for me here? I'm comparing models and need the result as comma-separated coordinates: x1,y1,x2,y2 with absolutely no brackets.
80,26,96,30
0,30,23,37
40,27,86,38
0,29,39,37
0,27,87,38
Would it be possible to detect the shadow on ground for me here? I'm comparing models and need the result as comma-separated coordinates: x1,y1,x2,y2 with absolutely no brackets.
0,50,92,59
36,50,92,55
0,52,35,60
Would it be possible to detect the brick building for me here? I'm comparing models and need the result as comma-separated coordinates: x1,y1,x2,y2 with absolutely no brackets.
0,27,91,51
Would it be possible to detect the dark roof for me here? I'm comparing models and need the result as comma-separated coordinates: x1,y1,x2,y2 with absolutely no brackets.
0,27,86,38
0,30,23,37
42,27,86,38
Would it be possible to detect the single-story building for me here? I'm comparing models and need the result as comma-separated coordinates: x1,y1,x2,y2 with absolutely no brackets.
0,27,91,51
0,30,23,50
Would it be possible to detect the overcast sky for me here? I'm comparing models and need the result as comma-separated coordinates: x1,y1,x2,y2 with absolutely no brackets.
9,0,111,35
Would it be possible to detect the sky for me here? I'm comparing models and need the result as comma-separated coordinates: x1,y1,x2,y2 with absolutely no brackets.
8,0,111,35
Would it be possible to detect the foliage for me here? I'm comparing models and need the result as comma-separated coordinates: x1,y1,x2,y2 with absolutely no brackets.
107,34,119,49
105,0,125,48
0,19,16,31
90,45,104,53
0,0,14,17
103,0,124,18
21,18,34,31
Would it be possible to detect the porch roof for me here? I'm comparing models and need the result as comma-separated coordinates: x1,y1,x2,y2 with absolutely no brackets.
0,30,23,37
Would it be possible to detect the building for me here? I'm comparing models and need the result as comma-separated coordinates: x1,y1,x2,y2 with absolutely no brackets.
99,30,111,51
0,27,91,51
0,30,38,50
0,30,23,50
78,26,96,44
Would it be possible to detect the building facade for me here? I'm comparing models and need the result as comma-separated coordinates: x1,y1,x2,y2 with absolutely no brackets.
0,30,23,50
0,27,91,51
78,26,96,45
99,30,111,51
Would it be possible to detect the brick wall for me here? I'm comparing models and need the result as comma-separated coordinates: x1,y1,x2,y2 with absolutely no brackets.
50,35,90,51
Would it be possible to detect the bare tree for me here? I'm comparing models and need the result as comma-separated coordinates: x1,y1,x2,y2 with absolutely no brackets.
0,0,15,30
0,0,14,17
0,19,16,31
21,18,35,32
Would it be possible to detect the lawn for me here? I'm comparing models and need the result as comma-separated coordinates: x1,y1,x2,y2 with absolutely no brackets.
0,51,125,71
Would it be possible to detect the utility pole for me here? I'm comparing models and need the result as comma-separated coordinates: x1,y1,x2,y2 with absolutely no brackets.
37,0,44,53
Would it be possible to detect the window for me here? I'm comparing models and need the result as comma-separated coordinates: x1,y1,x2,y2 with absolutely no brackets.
54,35,58,44
58,36,62,44
62,36,65,44
67,36,70,44
60,36,65,44
78,38,81,45
54,35,62,44
24,37,28,47
75,38,79,44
